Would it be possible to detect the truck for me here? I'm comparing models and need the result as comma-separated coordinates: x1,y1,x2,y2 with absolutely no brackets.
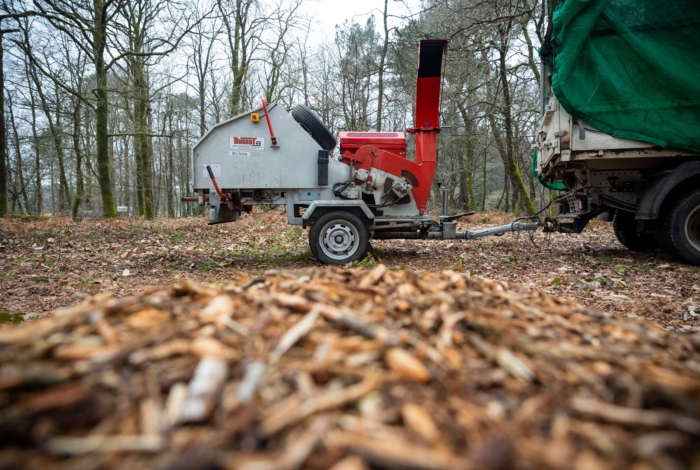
185,40,543,265
534,0,700,265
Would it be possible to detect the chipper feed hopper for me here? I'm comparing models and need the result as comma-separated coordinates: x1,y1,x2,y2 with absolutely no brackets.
187,40,542,264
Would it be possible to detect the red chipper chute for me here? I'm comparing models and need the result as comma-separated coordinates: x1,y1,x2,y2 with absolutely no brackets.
338,39,447,213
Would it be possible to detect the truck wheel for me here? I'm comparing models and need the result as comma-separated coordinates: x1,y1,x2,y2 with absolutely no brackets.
613,211,656,251
290,104,337,151
656,188,700,265
309,211,369,265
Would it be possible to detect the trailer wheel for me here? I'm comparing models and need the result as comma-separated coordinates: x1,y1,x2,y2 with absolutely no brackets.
290,104,337,151
613,211,656,251
656,188,700,265
309,211,369,265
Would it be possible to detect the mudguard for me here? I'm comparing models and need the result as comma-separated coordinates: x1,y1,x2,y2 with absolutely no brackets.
636,161,700,220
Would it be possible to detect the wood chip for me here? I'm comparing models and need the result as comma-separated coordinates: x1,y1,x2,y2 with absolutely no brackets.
358,264,388,289
269,306,320,363
44,435,165,454
260,375,380,436
385,348,431,382
0,267,699,468
401,403,440,444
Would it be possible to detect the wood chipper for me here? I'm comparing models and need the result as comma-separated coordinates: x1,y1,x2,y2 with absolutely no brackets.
185,39,542,264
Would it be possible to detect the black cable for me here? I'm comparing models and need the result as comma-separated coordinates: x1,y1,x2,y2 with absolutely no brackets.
367,198,401,209
512,197,557,225
533,198,556,217
332,170,357,199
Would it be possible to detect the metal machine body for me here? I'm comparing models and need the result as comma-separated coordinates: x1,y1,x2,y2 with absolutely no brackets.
188,39,543,264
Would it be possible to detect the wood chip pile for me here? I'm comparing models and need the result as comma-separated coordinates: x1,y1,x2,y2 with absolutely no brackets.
1,265,700,470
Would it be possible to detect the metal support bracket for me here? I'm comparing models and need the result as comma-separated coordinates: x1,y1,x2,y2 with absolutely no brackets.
440,211,475,223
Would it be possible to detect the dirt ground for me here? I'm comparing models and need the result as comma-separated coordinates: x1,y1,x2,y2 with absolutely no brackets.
1,210,699,332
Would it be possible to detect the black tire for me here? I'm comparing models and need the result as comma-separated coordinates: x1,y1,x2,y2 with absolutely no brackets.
309,211,369,265
290,104,337,151
656,188,700,265
613,211,657,251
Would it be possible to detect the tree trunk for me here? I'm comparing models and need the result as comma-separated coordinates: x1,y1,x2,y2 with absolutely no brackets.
53,84,72,212
167,111,175,218
95,77,116,217
71,101,85,221
26,75,73,211
457,152,469,211
50,154,55,213
220,0,252,116
8,95,29,212
199,85,206,136
503,175,511,212
481,154,487,211
230,15,244,116
376,0,389,132
94,0,117,218
135,134,144,215
132,55,154,219
521,19,540,82
496,26,536,215
27,62,42,215
0,33,9,217
457,103,477,212
84,114,93,209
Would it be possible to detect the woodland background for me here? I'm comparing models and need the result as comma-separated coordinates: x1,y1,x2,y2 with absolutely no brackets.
0,0,550,220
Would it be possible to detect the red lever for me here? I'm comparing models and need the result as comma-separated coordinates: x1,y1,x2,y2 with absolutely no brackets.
261,98,278,146
206,165,226,199
206,165,234,210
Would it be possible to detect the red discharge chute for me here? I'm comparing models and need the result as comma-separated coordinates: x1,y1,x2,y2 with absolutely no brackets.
339,39,448,213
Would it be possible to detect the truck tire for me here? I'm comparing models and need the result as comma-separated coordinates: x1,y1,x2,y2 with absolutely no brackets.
613,211,656,251
656,188,700,265
309,211,369,265
290,104,336,151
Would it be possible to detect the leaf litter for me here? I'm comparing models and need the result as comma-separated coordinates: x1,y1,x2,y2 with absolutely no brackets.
0,266,699,469
1,211,699,332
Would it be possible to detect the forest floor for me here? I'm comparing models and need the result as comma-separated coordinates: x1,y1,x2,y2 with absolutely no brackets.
1,209,699,332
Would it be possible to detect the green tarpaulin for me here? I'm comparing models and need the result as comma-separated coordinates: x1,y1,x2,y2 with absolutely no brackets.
549,0,700,153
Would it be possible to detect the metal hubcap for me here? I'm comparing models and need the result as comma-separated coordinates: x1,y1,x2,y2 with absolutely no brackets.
319,220,358,261
685,205,700,252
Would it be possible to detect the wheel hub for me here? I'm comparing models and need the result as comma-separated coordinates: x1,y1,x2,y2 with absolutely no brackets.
685,206,700,252
320,221,358,261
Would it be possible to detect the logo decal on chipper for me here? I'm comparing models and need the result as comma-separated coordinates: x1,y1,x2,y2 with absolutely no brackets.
230,136,264,150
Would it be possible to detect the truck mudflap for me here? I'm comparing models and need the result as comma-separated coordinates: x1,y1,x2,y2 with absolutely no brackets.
636,161,700,220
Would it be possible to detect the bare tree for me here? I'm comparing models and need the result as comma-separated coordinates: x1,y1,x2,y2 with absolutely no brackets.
185,12,221,136
217,0,263,116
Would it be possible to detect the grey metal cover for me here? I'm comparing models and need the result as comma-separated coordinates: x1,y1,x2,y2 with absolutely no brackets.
192,104,325,190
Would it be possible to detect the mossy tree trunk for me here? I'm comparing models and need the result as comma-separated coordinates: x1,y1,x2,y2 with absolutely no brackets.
93,0,117,218
132,58,154,219
495,23,536,215
0,33,7,218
